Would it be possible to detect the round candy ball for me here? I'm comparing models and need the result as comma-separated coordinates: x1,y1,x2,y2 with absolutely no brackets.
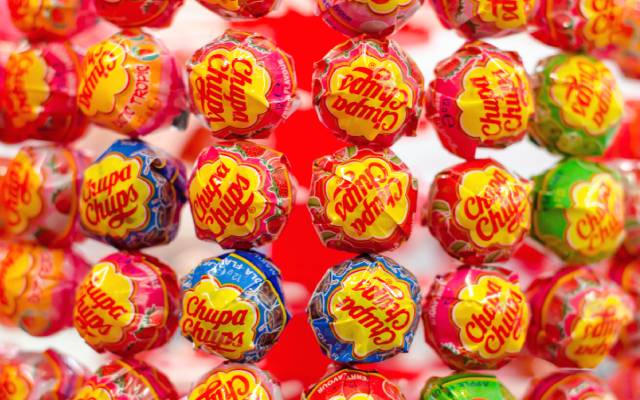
421,373,515,399
303,368,405,400
308,146,418,253
524,370,615,400
609,252,640,349
527,266,634,369
77,29,185,137
313,37,424,148
95,0,184,28
179,250,289,362
188,363,282,400
8,0,95,41
79,139,187,250
188,141,294,250
308,253,421,363
531,158,625,265
427,41,533,159
196,0,279,19
73,252,180,356
615,4,640,79
425,158,531,264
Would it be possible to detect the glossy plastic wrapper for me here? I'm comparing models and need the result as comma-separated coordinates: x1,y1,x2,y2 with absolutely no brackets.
302,368,405,400
615,2,640,79
420,373,515,399
187,362,282,400
95,0,184,28
8,0,96,41
608,159,640,254
523,370,616,400
609,251,640,349
196,0,280,20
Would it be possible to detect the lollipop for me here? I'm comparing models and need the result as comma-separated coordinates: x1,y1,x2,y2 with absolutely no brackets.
79,139,187,250
196,0,279,20
8,0,95,41
615,3,640,79
427,41,533,159
187,30,297,140
95,0,184,28
303,368,405,400
179,250,289,362
188,141,294,250
608,159,640,255
308,253,421,363
420,373,515,399
609,252,640,348
524,370,616,400
308,146,418,253
73,252,179,355
424,158,531,264
313,37,424,148
188,363,282,400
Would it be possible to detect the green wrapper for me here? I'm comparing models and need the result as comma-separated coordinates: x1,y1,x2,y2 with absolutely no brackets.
421,374,515,400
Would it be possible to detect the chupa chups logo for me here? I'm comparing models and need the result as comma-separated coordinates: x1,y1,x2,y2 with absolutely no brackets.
325,157,410,241
0,363,32,400
5,49,50,128
354,0,413,15
188,368,271,400
471,0,531,29
582,0,625,49
74,384,114,400
200,0,241,11
180,277,258,360
0,250,32,320
1,152,43,235
452,275,528,359
190,47,271,132
328,264,416,359
327,53,414,140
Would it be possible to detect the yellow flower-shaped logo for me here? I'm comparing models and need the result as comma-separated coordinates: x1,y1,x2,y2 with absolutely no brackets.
188,367,270,400
5,49,50,129
1,151,43,235
0,249,33,319
73,384,113,400
199,0,241,11
471,0,532,29
582,0,625,49
354,0,412,15
0,364,32,400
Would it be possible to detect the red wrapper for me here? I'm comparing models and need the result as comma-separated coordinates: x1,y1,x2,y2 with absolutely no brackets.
302,368,405,400
313,37,424,148
609,250,640,349
196,0,279,20
95,0,184,28
424,159,531,264
610,356,640,399
308,146,418,253
427,41,533,159
73,252,180,356
8,0,96,41
187,363,282,400
524,370,615,400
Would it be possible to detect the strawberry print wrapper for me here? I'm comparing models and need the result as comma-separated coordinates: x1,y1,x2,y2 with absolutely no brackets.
79,139,187,250
308,253,421,364
526,265,634,369
8,0,96,41
317,0,423,37
188,141,294,250
609,251,640,349
77,29,186,137
188,362,282,400
0,144,89,248
196,0,279,20
302,368,405,400
608,159,640,255
530,53,623,157
179,250,289,363
524,370,615,400
0,349,86,400
424,159,531,264
95,0,184,28
308,146,417,254
426,41,533,160
2,41,87,143
423,265,530,371
0,243,89,337
531,158,625,265
313,37,424,148
186,30,298,140
72,358,178,400
420,373,515,400
73,251,180,356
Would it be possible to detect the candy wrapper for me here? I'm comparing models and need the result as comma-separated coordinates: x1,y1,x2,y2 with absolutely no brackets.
531,158,625,265
524,370,615,400
610,356,640,399
196,0,279,20
317,0,423,37
95,0,184,28
0,243,89,336
609,252,640,349
73,252,179,355
188,362,282,400
420,373,515,399
77,29,185,137
423,265,530,370
8,0,96,41
186,30,298,140
527,265,634,369
615,3,640,78
2,41,87,143
426,41,533,159
608,159,640,255
308,253,421,363
424,159,531,264
0,349,85,400
73,358,177,400
313,37,424,148
308,146,418,253
530,53,623,156
180,250,289,362
188,141,294,250
303,368,404,400
79,139,187,250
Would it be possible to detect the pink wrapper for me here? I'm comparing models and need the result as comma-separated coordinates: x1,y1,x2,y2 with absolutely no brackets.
524,370,615,399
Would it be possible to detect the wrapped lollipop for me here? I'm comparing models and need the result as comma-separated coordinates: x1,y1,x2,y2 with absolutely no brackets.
77,29,185,137
424,159,531,264
531,158,625,265
8,0,95,41
186,30,298,140
73,252,179,355
73,358,177,400
530,53,624,156
196,0,279,20
527,266,634,369
180,250,289,362
0,243,89,336
423,265,530,370
524,370,615,400
2,41,87,143
95,0,184,28
0,144,88,247
609,252,640,348
420,373,515,399
188,363,282,400
188,141,294,250
308,253,421,363
79,139,187,250
308,146,418,253
615,3,640,79
427,41,534,159
608,160,640,255
313,37,424,148
303,368,405,400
